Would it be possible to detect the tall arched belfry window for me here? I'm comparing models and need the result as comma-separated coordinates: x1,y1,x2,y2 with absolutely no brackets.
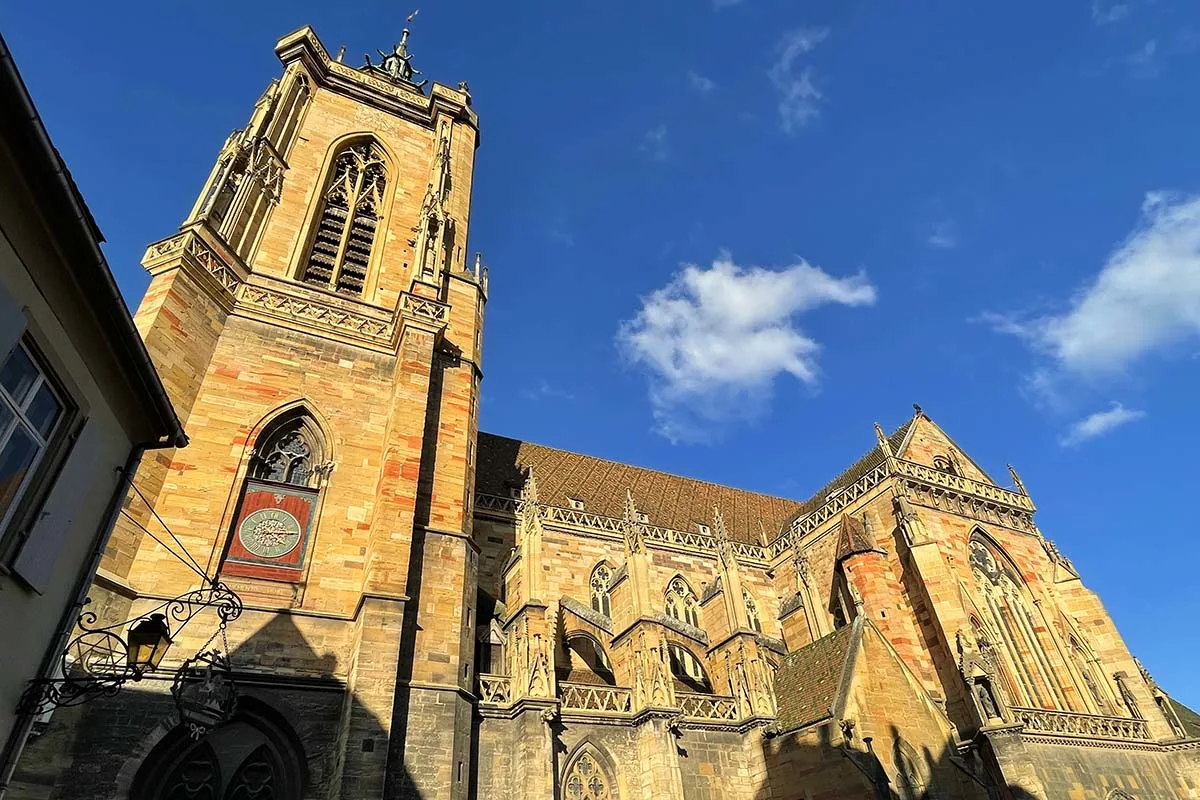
224,409,328,583
969,533,1065,710
300,139,388,297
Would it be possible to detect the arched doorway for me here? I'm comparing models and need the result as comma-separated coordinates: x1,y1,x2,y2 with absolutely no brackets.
129,699,305,800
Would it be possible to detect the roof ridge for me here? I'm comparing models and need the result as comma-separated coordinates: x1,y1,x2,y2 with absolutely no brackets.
477,431,798,505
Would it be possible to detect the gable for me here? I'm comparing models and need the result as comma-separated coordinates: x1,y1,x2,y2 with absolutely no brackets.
898,415,997,485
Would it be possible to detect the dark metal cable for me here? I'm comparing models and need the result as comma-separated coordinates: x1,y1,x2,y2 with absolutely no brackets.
117,508,210,583
124,480,210,579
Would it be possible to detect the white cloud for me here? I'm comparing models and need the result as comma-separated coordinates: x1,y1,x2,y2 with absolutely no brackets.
688,70,716,94
617,253,876,442
768,27,829,134
927,220,957,250
522,381,575,402
1091,1,1130,25
1126,39,1159,78
987,192,1200,378
1058,402,1145,447
639,124,669,162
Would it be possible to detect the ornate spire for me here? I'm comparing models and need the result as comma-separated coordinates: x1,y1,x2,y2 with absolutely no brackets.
364,10,428,90
1007,464,1027,496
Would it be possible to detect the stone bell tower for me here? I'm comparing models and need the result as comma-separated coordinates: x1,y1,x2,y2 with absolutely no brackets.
70,24,486,800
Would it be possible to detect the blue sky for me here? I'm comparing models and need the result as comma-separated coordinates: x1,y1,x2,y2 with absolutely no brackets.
5,0,1200,704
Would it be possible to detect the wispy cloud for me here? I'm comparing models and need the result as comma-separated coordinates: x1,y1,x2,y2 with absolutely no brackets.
1091,1,1130,25
639,124,670,162
617,252,876,442
986,192,1200,384
1125,39,1160,79
521,381,576,402
713,0,745,8
768,27,829,134
1059,402,1145,446
926,219,957,250
688,70,716,95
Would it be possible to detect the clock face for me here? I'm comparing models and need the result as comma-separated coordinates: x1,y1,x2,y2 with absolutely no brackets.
237,508,303,559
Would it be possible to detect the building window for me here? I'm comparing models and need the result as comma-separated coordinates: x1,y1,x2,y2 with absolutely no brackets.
250,413,325,488
567,497,584,510
969,532,1064,709
830,568,856,630
223,408,327,582
743,589,763,633
0,341,64,537
300,139,388,297
563,748,614,800
590,562,613,617
665,577,700,628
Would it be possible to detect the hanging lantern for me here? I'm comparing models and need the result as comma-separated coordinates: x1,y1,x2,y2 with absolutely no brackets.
171,650,238,739
126,614,172,672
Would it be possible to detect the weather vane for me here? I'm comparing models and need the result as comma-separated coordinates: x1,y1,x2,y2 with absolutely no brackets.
363,8,428,90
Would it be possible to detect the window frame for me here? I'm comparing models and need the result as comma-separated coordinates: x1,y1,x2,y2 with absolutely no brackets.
0,337,73,557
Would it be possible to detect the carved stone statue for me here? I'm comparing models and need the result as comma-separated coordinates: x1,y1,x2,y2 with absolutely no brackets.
1114,672,1143,720
975,679,1001,721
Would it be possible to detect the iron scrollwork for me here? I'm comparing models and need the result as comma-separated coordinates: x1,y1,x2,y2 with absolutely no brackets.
19,581,243,716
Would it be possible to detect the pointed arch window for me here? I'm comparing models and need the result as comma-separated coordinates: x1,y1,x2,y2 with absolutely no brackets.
665,577,700,628
590,563,613,617
250,413,326,488
969,533,1063,710
301,139,388,297
743,589,763,633
224,408,328,583
563,748,614,800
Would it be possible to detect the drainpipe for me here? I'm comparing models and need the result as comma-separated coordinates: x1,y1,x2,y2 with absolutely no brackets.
0,441,157,799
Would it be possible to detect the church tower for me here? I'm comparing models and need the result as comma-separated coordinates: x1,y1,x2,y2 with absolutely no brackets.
83,25,485,799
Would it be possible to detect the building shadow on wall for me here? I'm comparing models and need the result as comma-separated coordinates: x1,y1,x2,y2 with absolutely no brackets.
9,609,421,799
747,720,1047,800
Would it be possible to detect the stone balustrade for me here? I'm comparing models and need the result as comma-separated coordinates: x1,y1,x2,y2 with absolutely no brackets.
677,692,740,722
895,460,1035,512
559,682,633,714
1010,707,1150,741
478,674,512,706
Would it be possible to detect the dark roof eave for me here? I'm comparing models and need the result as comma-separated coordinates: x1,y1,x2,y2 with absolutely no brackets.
0,34,186,448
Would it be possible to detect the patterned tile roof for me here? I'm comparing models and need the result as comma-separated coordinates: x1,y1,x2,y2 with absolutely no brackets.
475,433,801,545
772,622,858,733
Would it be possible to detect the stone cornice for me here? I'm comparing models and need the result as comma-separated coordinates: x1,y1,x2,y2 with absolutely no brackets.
141,228,461,354
769,459,1039,558
273,26,478,134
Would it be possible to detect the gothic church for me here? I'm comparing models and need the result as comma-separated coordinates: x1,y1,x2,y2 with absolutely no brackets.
12,25,1200,800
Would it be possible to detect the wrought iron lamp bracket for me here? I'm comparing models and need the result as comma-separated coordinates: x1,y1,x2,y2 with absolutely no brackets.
18,580,243,716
